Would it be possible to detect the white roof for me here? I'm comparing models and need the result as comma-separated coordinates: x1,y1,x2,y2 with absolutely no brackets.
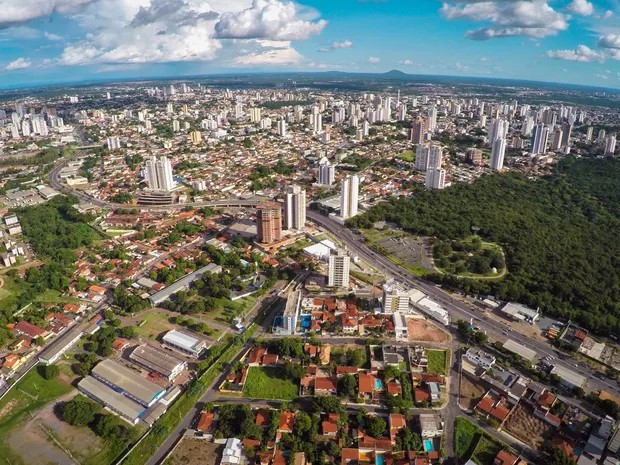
501,302,539,319
163,330,201,351
222,438,243,465
393,312,407,330
551,364,587,388
407,289,426,303
502,339,537,362
417,297,449,317
303,241,335,259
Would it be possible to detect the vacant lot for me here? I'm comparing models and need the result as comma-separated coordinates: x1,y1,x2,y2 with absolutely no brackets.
134,311,178,340
426,349,449,375
361,228,432,277
455,417,482,460
243,366,298,400
165,438,222,465
0,367,73,464
470,435,503,465
460,373,488,410
407,319,450,343
504,402,554,448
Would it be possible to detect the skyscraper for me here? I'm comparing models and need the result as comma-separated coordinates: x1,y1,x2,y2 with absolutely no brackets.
425,168,446,190
145,156,175,191
427,106,437,132
415,144,429,171
410,117,426,144
415,143,442,171
382,280,409,314
328,249,350,287
530,123,549,155
277,119,287,137
284,185,306,231
340,174,359,219
106,136,121,150
490,138,506,171
318,157,335,186
551,130,563,151
256,203,282,244
605,135,617,156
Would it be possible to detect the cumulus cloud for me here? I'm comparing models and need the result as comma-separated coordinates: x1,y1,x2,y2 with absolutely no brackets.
232,40,302,65
566,0,593,16
214,0,327,40
546,44,603,62
367,56,380,63
332,40,352,49
598,34,620,50
5,57,31,70
44,32,62,41
0,0,96,28
440,0,569,40
399,59,413,65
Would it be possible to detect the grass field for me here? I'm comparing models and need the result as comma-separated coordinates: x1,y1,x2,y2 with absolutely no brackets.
35,289,83,304
470,435,503,465
426,349,449,375
434,237,507,281
396,150,415,162
243,366,298,400
209,296,257,324
455,417,482,460
0,366,73,463
135,312,177,339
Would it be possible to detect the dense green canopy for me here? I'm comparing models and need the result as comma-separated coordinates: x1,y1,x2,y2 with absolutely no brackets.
349,156,620,336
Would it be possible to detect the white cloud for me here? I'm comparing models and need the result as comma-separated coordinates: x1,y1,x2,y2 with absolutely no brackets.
368,56,380,63
601,10,613,19
566,0,593,17
546,44,603,62
0,0,96,28
232,39,302,65
598,34,620,50
5,57,32,70
440,0,569,40
44,32,63,41
214,0,326,40
332,40,352,49
398,59,413,65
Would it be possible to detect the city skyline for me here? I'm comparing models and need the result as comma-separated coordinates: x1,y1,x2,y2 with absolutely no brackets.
2,0,620,89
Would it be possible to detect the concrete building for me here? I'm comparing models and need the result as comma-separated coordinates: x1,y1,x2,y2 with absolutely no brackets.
144,156,175,191
148,263,222,305
605,135,617,156
500,302,540,324
328,248,350,288
490,138,506,171
464,347,496,369
425,168,446,190
318,157,335,186
393,313,408,340
256,203,282,244
129,344,187,381
382,280,410,313
340,174,359,219
78,375,146,424
162,329,209,358
530,123,549,155
284,185,306,231
419,414,443,438
550,365,587,389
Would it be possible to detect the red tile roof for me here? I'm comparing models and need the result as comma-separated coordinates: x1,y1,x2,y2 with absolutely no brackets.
358,373,375,393
196,412,214,432
494,450,518,465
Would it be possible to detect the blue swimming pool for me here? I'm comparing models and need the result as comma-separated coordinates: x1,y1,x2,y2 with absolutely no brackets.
375,455,384,465
375,379,383,389
423,439,434,452
300,315,311,329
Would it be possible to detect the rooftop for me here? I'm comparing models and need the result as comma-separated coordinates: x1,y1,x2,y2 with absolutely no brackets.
92,359,165,406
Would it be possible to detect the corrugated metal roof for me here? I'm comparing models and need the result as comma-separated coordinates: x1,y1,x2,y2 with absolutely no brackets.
78,376,145,421
92,359,165,406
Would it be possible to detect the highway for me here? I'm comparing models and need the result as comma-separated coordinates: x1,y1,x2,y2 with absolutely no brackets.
306,210,620,397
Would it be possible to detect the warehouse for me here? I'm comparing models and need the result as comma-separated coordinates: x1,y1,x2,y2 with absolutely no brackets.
550,364,587,389
129,344,187,381
162,329,210,358
92,359,166,407
502,339,537,362
78,376,146,425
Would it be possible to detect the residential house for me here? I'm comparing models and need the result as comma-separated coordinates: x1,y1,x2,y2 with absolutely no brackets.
315,377,337,396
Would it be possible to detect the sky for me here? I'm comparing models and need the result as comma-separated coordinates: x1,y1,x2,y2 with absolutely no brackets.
1,0,620,89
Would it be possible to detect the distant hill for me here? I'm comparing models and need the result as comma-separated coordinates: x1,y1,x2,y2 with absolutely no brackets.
382,69,409,77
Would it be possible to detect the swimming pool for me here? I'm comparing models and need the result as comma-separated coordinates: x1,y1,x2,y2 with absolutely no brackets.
423,439,434,452
300,315,311,329
375,379,383,390
375,455,385,465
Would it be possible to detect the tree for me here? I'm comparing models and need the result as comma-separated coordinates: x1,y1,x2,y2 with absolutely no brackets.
365,416,386,438
283,362,306,381
38,364,60,380
294,412,313,437
337,374,357,399
312,396,344,414
395,428,422,452
61,397,100,426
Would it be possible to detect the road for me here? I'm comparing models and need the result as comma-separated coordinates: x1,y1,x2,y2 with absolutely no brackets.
306,210,620,398
143,287,288,465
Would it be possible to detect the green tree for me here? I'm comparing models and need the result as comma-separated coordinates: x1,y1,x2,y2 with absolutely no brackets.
365,416,387,438
61,397,100,426
38,364,60,380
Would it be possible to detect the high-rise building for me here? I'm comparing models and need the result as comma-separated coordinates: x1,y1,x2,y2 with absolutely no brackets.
318,157,335,186
277,119,286,137
488,118,508,142
31,116,48,136
490,138,506,171
189,131,202,145
312,113,323,134
382,280,409,314
328,249,350,288
166,103,174,114
145,156,175,191
106,136,121,150
428,145,443,170
340,174,359,219
551,130,563,151
425,168,446,190
530,123,549,155
466,148,483,165
415,144,442,171
586,126,594,142
605,135,617,156
21,120,31,137
427,106,437,132
561,122,572,148
283,185,306,231
172,119,180,132
250,107,261,123
256,203,282,244
410,117,426,144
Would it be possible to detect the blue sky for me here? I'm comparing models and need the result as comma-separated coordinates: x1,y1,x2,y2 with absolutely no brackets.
1,0,620,88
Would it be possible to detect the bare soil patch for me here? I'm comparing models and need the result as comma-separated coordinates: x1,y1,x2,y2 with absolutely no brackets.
166,438,223,465
459,372,488,410
504,402,554,448
407,318,450,343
